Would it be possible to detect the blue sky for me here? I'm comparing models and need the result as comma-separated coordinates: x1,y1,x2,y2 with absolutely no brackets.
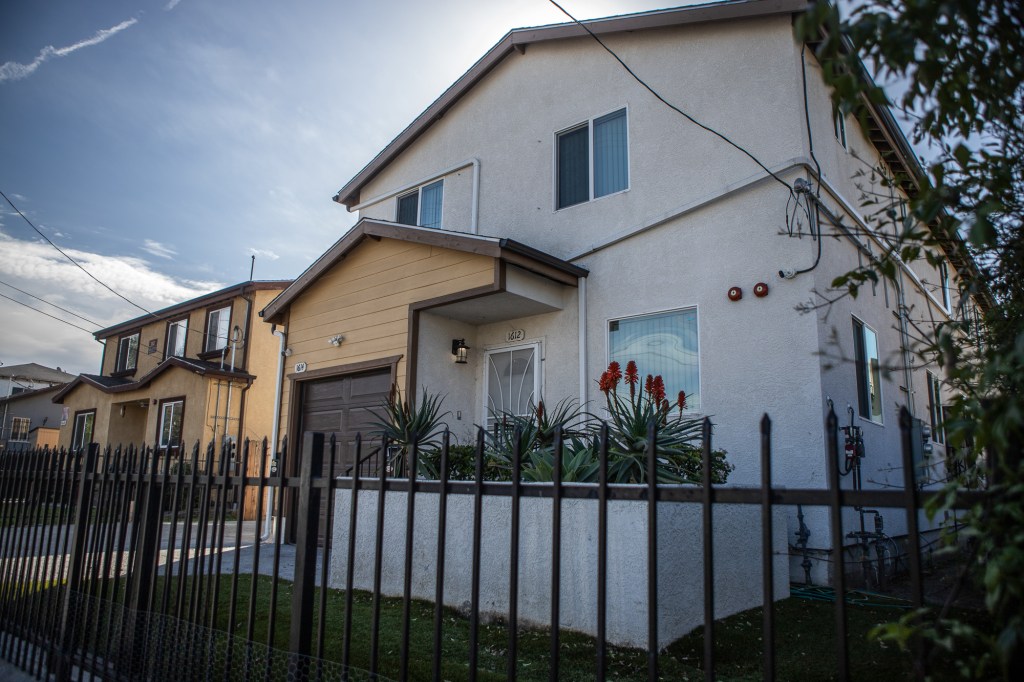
1,0,679,375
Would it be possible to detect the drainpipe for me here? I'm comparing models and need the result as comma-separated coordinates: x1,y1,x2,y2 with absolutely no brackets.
577,276,588,416
223,325,241,444
470,158,480,234
264,324,288,539
894,271,916,414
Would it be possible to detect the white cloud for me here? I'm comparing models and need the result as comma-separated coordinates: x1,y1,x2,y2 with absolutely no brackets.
165,0,183,11
142,239,177,259
0,18,138,83
248,247,280,261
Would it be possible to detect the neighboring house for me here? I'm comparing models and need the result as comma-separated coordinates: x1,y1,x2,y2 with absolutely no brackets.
261,0,982,582
0,384,67,451
0,363,75,447
53,281,290,454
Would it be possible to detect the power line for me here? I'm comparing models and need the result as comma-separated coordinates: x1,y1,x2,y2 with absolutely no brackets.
545,0,796,198
0,279,102,327
1,189,155,316
0,292,96,335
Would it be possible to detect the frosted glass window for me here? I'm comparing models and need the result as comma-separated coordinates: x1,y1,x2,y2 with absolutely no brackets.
485,345,539,426
609,309,700,411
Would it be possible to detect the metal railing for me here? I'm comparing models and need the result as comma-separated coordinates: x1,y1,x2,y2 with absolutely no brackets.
0,408,981,681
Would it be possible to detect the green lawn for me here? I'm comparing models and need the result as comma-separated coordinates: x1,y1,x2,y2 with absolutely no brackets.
58,575,980,681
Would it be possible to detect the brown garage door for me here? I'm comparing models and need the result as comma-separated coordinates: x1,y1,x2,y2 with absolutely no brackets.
297,367,391,542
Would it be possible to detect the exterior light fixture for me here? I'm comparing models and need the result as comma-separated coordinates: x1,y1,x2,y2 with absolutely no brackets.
328,335,344,347
451,338,469,364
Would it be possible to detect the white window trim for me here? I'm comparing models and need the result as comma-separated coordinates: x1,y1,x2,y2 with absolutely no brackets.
481,340,544,426
853,315,884,425
834,108,848,150
604,304,702,414
395,179,444,229
71,411,94,450
167,317,188,358
553,105,630,211
206,306,232,352
938,260,951,313
158,399,184,449
116,332,140,372
10,416,30,442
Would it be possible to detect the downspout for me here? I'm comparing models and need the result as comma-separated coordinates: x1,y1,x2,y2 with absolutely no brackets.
470,158,480,234
895,270,916,414
223,325,241,444
264,324,287,539
577,276,588,415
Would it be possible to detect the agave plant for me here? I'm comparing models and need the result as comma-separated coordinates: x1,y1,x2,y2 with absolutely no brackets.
595,360,731,484
369,385,449,478
484,397,588,480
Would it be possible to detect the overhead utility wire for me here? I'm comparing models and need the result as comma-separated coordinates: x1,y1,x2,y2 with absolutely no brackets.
1,189,154,316
0,279,102,327
546,0,795,199
0,292,96,335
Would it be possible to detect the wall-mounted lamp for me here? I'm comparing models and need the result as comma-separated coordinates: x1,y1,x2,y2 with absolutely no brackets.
328,334,344,347
283,347,294,357
451,338,470,364
119,405,126,418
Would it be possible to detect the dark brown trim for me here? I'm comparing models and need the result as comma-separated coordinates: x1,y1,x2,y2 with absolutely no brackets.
261,219,585,323
95,280,290,340
155,395,187,455
51,357,255,404
406,277,504,396
112,331,141,377
201,302,234,356
333,0,807,208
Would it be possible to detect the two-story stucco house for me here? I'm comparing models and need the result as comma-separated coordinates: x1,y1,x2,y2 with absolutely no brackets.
260,0,981,581
54,280,290,454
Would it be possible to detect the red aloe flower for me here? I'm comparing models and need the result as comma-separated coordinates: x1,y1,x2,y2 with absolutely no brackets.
651,375,666,404
607,361,622,384
624,361,639,385
677,390,687,413
536,400,545,420
599,371,613,394
644,375,655,401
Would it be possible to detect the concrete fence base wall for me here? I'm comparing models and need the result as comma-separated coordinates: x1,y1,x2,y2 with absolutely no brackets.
329,484,790,648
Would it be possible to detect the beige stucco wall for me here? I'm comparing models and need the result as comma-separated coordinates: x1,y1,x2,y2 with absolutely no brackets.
276,237,495,443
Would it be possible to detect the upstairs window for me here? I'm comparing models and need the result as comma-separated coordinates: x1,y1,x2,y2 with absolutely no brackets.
939,260,951,312
115,332,140,373
10,417,30,442
396,179,443,229
205,306,231,352
167,318,188,358
853,318,883,423
833,108,847,149
557,108,629,209
927,371,945,444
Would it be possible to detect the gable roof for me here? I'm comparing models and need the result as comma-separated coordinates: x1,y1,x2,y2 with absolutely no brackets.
0,363,76,384
260,218,588,324
0,384,65,406
94,280,292,340
52,357,255,404
333,0,809,209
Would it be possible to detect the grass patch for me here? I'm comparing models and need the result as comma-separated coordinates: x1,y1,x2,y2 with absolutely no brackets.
58,576,988,681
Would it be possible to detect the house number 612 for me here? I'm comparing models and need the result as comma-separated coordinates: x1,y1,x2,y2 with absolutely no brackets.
507,329,525,343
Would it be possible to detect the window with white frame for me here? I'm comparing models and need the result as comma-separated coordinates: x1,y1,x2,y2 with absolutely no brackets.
833,108,848,149
484,344,540,427
167,318,188,358
10,417,30,442
853,318,883,423
115,332,140,373
939,260,951,312
158,399,184,450
926,371,945,444
71,411,95,451
205,306,231,352
608,308,700,411
556,108,629,209
396,179,443,229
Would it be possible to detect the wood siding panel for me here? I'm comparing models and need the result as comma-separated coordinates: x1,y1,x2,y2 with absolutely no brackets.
276,238,497,444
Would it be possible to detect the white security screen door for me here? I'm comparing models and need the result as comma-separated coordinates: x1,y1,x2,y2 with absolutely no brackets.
485,344,540,427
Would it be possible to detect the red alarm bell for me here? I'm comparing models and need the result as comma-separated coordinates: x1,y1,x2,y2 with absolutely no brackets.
754,282,769,297
728,287,742,301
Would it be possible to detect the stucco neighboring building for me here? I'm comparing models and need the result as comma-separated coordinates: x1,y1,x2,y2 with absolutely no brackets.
0,384,67,451
53,280,290,453
261,0,982,583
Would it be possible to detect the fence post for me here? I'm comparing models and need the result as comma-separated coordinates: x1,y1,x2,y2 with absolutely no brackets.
289,431,323,672
126,446,163,678
53,445,98,681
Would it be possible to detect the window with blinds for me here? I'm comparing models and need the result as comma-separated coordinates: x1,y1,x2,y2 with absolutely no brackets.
608,308,700,411
557,108,629,209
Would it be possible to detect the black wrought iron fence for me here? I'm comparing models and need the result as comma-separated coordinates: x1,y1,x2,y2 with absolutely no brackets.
0,409,982,681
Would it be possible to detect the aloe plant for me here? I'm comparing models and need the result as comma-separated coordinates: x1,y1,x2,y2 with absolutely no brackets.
369,385,449,478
